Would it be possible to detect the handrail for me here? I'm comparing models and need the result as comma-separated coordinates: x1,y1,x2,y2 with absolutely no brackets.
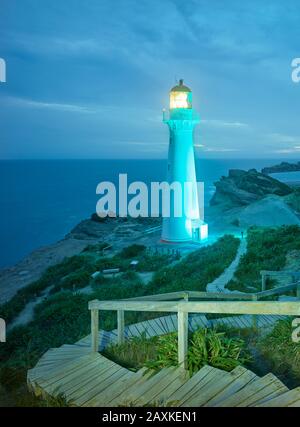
88,297,300,369
89,299,300,316
120,284,300,303
88,282,300,370
261,270,300,276
260,270,300,291
256,282,299,299
122,290,253,302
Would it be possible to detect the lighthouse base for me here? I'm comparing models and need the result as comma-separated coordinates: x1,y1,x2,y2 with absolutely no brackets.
161,221,208,244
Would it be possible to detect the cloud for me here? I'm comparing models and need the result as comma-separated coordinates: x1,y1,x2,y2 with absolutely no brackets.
203,147,241,153
6,97,93,113
201,119,249,129
268,133,300,144
273,147,300,154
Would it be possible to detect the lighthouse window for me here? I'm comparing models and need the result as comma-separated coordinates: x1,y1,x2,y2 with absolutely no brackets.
170,91,189,109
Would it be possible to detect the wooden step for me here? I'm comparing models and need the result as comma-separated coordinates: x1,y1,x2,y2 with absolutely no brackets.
168,365,219,404
87,368,148,407
205,367,258,406
255,386,300,407
219,373,288,407
181,366,254,407
127,367,187,406
76,365,138,406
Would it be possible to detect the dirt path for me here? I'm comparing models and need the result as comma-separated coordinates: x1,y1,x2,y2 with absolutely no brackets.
206,237,247,293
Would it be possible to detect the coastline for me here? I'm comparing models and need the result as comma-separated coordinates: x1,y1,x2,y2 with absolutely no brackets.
0,216,161,304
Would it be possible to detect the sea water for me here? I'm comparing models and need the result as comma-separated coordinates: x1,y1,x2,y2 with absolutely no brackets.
0,158,291,268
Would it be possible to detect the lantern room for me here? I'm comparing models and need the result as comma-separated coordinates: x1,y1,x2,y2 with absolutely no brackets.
169,79,192,109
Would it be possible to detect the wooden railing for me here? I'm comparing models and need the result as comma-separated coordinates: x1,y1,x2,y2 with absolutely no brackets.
260,270,300,291
88,285,300,370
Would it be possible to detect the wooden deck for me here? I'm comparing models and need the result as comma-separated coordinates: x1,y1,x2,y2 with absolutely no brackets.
27,313,300,407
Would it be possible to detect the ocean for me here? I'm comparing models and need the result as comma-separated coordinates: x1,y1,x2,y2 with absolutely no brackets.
0,158,295,268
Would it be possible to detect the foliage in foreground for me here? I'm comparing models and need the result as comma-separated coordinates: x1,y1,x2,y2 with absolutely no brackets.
258,318,300,387
105,328,251,376
227,225,300,292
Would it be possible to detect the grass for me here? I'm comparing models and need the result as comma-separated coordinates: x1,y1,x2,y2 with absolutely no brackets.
227,225,300,293
147,235,239,294
257,318,300,388
103,327,252,376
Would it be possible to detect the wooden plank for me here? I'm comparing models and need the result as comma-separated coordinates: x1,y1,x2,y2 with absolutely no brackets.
149,319,165,335
77,367,130,406
67,364,125,403
206,368,258,407
260,270,300,277
156,316,170,334
181,369,230,406
62,363,114,398
168,366,215,403
89,299,300,316
163,315,177,333
91,309,99,352
108,369,154,406
219,373,288,407
80,371,137,407
43,358,105,396
178,310,188,369
154,368,189,405
256,387,300,407
118,368,173,405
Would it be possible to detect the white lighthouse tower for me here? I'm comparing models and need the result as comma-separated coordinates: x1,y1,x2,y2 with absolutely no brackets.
161,79,208,243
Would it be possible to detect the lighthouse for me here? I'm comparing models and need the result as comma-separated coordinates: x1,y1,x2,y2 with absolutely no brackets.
161,79,208,243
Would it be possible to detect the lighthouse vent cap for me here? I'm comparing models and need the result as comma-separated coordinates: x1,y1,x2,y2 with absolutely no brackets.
170,79,191,93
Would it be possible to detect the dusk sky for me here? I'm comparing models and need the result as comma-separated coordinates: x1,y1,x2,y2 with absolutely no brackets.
1,0,300,159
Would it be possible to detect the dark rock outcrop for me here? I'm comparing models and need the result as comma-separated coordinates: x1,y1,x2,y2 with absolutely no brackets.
262,161,300,174
210,169,293,208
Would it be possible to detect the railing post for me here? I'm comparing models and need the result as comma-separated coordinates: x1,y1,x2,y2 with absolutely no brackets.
251,295,258,330
117,309,125,345
178,309,188,370
261,273,266,291
91,308,99,352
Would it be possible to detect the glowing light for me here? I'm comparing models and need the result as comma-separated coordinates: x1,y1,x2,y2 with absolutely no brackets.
200,223,208,240
170,91,189,109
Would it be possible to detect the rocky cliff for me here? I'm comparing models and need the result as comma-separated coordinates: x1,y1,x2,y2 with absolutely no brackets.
210,168,293,208
262,161,300,174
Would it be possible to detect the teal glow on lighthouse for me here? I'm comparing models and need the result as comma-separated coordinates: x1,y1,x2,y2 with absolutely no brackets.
161,79,208,243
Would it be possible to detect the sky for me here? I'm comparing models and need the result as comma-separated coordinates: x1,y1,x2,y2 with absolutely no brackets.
0,0,300,159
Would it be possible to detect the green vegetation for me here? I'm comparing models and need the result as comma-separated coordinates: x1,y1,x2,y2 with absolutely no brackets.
104,328,251,376
147,235,239,294
257,318,300,388
227,225,300,292
285,189,300,213
103,333,159,370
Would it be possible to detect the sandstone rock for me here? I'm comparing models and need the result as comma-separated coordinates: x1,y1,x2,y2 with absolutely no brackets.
210,169,293,208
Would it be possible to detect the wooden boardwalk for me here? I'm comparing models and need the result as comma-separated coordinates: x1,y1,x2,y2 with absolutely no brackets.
27,312,299,407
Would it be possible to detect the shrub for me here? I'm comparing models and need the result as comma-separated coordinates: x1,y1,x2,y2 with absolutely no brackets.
258,318,300,387
145,328,251,375
227,225,300,292
119,244,146,259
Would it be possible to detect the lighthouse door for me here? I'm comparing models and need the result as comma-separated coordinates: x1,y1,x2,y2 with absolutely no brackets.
192,226,200,241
